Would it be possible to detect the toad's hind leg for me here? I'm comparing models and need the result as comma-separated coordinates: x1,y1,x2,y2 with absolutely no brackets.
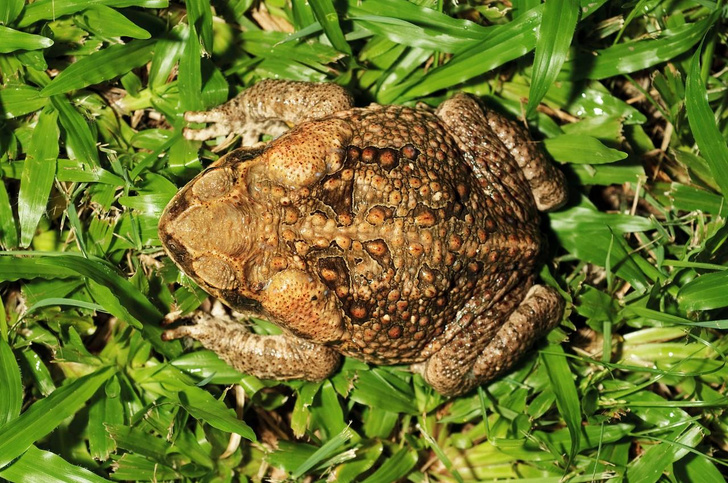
162,312,340,381
184,79,354,143
420,285,564,396
436,93,567,211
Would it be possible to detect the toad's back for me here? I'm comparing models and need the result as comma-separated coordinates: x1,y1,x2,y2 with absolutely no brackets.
281,104,543,363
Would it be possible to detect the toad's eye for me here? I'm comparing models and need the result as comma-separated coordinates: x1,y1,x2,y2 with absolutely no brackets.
193,168,233,201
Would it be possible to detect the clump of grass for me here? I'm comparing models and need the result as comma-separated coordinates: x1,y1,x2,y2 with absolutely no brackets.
1,1,727,481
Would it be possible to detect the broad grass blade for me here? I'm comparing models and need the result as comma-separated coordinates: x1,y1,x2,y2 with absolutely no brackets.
541,344,581,467
527,0,579,116
0,366,115,469
18,106,59,248
685,43,728,197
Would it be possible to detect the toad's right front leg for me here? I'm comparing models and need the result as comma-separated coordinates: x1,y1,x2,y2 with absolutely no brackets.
184,79,354,144
162,312,341,381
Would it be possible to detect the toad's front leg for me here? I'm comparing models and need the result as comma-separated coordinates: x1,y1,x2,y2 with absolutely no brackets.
184,80,354,144
163,311,341,381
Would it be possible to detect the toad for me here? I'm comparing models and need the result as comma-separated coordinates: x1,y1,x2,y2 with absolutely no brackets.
159,80,567,396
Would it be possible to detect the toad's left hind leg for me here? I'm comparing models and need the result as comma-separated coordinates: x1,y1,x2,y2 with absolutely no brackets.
437,93,567,211
419,285,564,396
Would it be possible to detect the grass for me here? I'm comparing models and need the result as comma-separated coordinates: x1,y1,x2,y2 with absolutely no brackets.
0,0,727,481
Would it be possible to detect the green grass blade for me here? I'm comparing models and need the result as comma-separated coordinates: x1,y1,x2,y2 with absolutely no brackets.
17,106,59,248
0,445,113,483
403,7,541,98
360,447,418,483
41,39,155,97
0,253,162,326
350,0,489,39
0,26,53,53
526,0,579,116
626,424,705,483
541,344,581,468
177,386,256,441
543,134,627,164
291,426,355,479
0,0,23,24
677,270,728,312
0,338,22,426
106,424,170,463
685,42,728,197
309,0,351,55
0,85,48,119
402,0,607,98
178,23,203,111
17,0,170,27
0,366,115,469
676,453,726,483
419,421,464,483
0,181,18,249
24,297,106,315
624,306,728,330
572,16,713,80
349,0,489,53
56,159,124,185
19,350,55,396
78,5,151,39
87,377,123,461
51,96,100,167
185,0,213,52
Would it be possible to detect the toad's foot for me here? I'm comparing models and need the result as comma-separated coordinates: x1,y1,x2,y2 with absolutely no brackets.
183,108,289,145
162,311,340,381
418,284,564,396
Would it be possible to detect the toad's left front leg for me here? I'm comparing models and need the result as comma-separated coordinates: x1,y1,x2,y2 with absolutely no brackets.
163,311,341,381
184,79,354,144
420,285,564,396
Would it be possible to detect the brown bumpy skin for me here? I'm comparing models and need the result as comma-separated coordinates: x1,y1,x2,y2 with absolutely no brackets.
159,81,567,395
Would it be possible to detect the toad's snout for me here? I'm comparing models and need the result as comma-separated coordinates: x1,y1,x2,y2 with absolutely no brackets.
163,202,247,256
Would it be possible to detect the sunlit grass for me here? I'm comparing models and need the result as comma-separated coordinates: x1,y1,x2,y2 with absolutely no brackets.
1,0,727,481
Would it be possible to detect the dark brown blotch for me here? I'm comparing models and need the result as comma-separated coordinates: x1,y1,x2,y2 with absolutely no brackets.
319,170,354,218
401,144,419,160
361,146,379,163
378,148,399,170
